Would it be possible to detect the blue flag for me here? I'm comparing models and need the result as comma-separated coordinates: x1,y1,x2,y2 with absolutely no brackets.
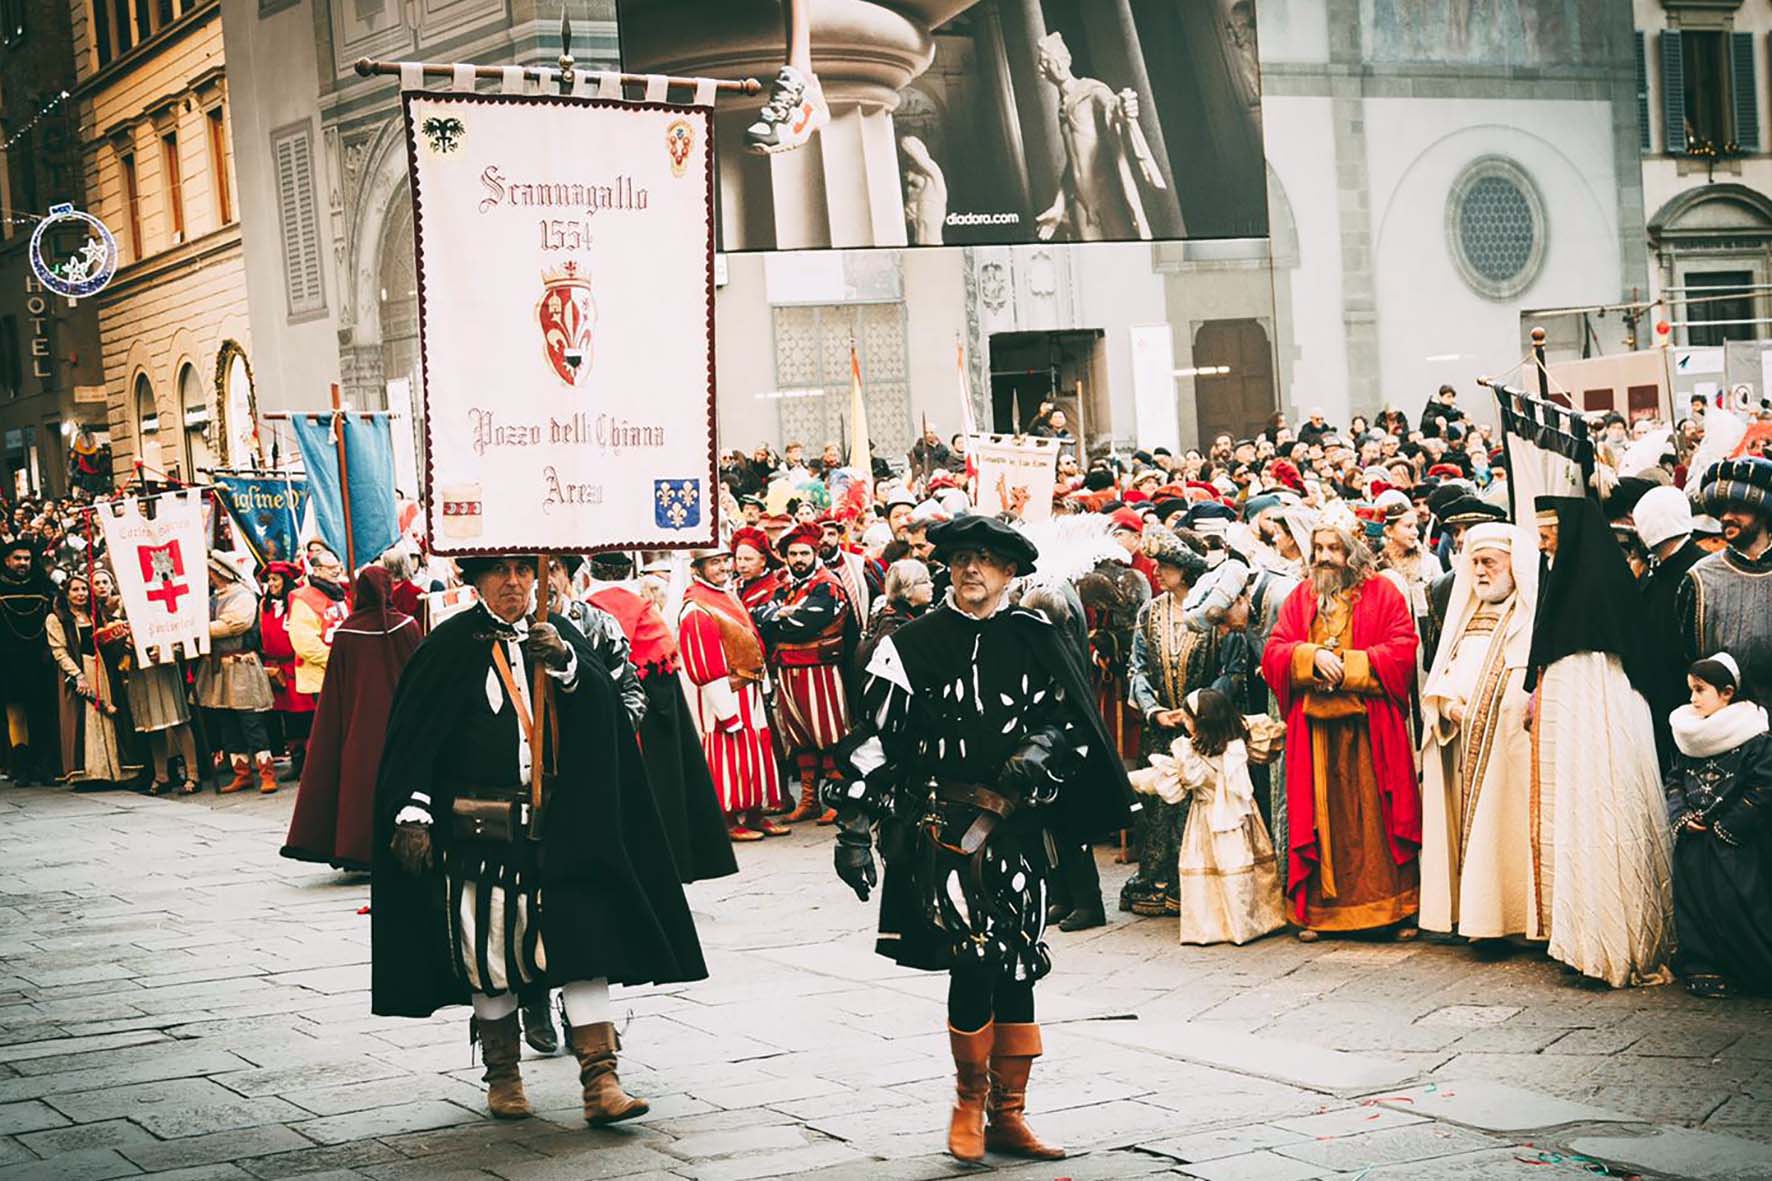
212,475,309,566
289,412,401,569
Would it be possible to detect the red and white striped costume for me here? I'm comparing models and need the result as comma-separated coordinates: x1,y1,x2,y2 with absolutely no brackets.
678,578,781,815
753,563,852,777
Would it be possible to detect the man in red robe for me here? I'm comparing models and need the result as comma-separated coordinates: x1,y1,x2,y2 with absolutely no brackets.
679,547,786,841
1261,508,1421,938
281,566,421,869
754,522,851,824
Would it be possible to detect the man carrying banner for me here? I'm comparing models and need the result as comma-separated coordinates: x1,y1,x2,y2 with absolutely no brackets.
372,555,709,1126
755,522,852,824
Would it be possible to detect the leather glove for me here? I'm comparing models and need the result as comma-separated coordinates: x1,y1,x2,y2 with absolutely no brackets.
1000,726,1066,800
832,811,877,902
390,822,434,876
524,621,571,671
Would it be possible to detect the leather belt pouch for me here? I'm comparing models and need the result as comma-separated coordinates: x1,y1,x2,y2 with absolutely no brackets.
451,794,525,843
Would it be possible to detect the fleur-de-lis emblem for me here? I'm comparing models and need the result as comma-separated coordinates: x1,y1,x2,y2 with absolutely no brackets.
653,479,702,531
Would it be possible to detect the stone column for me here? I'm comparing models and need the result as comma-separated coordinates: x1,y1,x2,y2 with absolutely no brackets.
623,0,986,251
1079,0,1184,238
996,0,1063,214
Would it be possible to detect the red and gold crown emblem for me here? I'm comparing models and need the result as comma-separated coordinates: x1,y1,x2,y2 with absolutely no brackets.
537,260,596,387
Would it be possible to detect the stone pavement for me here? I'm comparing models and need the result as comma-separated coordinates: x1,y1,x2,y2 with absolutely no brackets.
1,781,1769,1181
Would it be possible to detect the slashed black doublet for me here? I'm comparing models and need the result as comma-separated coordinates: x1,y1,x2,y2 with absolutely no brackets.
370,605,709,1017
839,601,1134,979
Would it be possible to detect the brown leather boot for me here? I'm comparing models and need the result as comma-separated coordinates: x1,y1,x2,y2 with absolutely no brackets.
784,770,820,822
567,1021,649,1125
984,1022,1064,1159
474,1012,533,1119
947,1022,993,1162
256,754,278,794
219,755,252,794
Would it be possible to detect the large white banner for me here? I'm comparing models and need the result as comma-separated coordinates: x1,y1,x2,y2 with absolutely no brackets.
95,490,211,665
405,91,716,553
970,434,1060,522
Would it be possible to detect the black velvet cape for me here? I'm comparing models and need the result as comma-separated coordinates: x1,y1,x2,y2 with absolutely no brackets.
369,604,711,1018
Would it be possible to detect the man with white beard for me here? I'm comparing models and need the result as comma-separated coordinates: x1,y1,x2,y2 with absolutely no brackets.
1418,523,1538,943
1527,496,1672,987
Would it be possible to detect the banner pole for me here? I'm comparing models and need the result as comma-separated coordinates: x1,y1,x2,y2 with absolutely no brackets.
84,506,105,714
330,383,357,577
531,554,552,824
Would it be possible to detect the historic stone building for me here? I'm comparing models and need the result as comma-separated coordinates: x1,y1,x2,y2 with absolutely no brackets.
0,0,104,497
1635,0,1772,358
70,0,255,483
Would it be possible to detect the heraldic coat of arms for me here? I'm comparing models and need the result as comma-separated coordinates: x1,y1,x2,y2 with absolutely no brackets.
538,260,596,386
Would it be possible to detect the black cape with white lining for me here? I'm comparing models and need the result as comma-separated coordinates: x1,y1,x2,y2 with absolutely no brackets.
369,604,709,1018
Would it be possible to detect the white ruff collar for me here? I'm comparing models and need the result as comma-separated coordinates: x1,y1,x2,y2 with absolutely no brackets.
1670,700,1769,759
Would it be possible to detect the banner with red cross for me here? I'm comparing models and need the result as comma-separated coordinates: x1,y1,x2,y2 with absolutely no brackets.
96,489,212,666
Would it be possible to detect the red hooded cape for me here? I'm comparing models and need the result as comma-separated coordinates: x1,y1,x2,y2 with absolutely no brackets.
281,566,421,870
1260,575,1421,920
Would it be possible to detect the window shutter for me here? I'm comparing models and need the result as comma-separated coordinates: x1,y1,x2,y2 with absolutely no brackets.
1732,31,1759,152
1662,29,1686,153
1636,32,1652,152
273,127,324,316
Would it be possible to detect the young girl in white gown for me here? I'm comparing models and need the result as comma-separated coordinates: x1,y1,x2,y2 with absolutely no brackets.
1130,688,1286,945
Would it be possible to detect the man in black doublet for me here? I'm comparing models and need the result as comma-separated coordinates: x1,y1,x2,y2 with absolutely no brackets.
371,555,716,1127
828,516,1133,1164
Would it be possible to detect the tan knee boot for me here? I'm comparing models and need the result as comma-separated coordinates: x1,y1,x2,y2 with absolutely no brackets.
474,1012,532,1119
784,767,820,822
984,1022,1065,1159
947,1022,993,1162
567,1021,650,1125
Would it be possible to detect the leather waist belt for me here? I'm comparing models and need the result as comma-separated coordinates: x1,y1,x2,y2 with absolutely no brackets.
934,781,1020,818
933,781,1022,855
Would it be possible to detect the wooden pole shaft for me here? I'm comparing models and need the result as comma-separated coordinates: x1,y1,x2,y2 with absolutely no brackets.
531,554,551,816
330,383,357,578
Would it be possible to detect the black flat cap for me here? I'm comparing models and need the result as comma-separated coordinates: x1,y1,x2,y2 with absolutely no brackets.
455,554,539,582
927,515,1039,569
1438,496,1507,526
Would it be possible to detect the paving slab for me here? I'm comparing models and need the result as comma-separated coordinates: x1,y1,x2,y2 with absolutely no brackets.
1567,1125,1772,1181
0,1103,65,1137
117,1125,315,1173
1369,1079,1637,1132
1076,1018,1424,1094
1143,1122,1310,1164
1272,1121,1504,1170
1175,1149,1339,1181
290,1099,483,1146
0,1146,142,1181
